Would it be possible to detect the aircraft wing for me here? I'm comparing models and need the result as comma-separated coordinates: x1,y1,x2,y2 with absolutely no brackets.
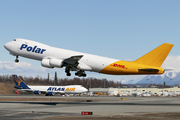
20,89,33,92
63,55,83,65
62,55,91,77
21,89,46,93
21,89,65,95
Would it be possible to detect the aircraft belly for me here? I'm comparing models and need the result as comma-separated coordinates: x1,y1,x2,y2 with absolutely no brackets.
83,57,118,72
100,60,164,75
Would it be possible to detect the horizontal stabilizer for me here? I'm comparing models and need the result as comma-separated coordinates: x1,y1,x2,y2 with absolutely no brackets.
164,69,173,71
138,68,159,72
14,86,23,89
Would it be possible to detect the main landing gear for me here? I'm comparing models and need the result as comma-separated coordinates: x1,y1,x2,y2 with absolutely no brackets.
65,66,87,77
65,66,71,76
15,56,19,63
75,70,86,77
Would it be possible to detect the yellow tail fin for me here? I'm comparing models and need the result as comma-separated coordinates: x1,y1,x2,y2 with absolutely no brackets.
134,43,174,67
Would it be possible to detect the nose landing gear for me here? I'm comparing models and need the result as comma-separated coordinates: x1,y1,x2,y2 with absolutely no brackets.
15,56,19,63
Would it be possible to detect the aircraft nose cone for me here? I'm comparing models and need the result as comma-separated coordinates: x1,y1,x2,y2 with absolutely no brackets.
4,42,11,51
84,88,88,92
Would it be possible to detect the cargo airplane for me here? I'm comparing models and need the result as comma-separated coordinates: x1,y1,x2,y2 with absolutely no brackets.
13,75,88,96
5,39,173,77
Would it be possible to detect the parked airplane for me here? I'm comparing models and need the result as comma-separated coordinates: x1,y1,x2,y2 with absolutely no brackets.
5,39,173,77
13,75,88,96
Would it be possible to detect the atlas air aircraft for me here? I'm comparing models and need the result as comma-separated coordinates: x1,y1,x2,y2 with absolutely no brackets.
13,75,88,96
5,39,173,77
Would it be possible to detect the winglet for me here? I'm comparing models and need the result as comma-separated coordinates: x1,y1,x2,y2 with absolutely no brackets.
134,43,174,67
13,75,30,89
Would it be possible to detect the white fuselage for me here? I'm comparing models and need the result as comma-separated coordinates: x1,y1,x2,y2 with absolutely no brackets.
5,39,173,76
27,85,88,94
4,39,118,73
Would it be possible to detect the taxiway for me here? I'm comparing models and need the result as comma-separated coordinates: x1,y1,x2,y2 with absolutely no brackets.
0,96,180,120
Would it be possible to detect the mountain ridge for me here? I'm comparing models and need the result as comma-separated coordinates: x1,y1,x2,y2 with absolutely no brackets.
137,71,180,85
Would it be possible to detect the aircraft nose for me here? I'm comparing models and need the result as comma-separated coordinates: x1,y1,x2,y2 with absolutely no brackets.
84,87,88,92
4,42,12,51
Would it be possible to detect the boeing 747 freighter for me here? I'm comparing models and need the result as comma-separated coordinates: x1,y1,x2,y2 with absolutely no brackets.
13,75,88,96
5,39,173,77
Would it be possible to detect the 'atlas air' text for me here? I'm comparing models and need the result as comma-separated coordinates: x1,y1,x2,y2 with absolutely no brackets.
47,87,76,91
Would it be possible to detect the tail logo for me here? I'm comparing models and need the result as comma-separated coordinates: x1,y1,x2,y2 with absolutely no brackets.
13,75,22,86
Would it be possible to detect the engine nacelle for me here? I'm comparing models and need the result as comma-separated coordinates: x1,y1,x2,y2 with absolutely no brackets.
41,59,54,68
49,58,63,68
34,90,41,94
41,58,63,68
46,92,55,96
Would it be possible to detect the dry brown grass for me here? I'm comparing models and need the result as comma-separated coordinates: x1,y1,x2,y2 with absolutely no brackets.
0,83,16,95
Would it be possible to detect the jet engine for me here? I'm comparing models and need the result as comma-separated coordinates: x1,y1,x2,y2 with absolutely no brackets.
34,91,41,94
45,92,55,96
41,58,63,68
41,59,54,68
49,58,63,68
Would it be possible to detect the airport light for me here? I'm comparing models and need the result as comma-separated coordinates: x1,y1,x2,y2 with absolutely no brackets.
90,78,91,88
147,79,149,87
170,78,173,92
147,79,149,93
131,80,133,88
117,80,121,88
170,78,173,86
104,79,105,88
151,81,153,86
151,81,153,95
51,77,54,86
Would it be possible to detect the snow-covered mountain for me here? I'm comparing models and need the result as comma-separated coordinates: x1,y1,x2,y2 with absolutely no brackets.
118,75,146,84
137,71,180,85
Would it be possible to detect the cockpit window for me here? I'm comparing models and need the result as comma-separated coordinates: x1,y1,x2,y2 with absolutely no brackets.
14,39,16,41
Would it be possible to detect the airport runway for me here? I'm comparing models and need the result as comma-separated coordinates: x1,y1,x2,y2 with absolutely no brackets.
0,96,180,120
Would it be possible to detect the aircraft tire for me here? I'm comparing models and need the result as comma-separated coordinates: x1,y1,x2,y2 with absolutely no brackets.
67,73,71,76
15,59,19,63
83,74,86,77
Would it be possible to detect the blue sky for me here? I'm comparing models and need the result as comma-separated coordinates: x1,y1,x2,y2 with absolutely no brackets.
0,1,180,83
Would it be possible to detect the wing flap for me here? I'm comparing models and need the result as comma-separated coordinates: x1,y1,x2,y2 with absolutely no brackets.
63,55,83,64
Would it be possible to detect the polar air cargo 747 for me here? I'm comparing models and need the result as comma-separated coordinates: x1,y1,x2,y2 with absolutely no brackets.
5,39,173,77
13,75,88,96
